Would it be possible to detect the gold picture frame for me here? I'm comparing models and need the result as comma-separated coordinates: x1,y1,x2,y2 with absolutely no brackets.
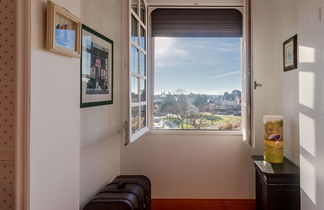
46,1,81,57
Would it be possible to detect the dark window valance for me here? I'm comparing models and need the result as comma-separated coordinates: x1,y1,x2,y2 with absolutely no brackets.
152,9,243,37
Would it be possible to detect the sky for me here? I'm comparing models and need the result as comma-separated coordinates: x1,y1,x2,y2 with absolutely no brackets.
154,37,242,95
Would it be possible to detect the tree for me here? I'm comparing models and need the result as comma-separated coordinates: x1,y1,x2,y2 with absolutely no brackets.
175,94,189,129
193,94,208,112
188,113,208,129
159,94,177,116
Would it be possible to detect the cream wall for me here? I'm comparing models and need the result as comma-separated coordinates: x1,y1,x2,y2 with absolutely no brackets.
271,0,300,164
30,0,81,210
79,0,123,208
297,0,324,209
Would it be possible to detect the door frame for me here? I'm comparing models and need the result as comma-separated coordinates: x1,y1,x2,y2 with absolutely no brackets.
15,0,30,209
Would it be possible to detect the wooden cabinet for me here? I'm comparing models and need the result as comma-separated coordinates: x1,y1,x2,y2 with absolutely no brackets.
252,156,300,210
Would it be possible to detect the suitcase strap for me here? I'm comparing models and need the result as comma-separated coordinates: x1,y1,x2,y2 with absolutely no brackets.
111,182,150,205
93,197,137,210
102,185,146,209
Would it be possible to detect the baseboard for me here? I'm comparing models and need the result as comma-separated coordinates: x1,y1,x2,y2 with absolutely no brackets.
152,199,256,210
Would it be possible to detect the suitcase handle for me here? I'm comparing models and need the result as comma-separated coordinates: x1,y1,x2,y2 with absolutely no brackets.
117,182,126,190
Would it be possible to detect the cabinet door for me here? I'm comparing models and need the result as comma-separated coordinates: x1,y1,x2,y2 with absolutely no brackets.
268,184,300,210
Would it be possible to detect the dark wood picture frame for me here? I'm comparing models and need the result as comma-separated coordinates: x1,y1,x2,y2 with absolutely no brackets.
80,25,114,108
283,35,298,72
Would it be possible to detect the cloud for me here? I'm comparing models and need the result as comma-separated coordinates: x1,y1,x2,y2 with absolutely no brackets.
212,70,241,79
154,37,190,67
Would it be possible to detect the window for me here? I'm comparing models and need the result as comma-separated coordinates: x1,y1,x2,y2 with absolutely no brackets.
129,0,148,142
152,9,243,131
127,3,252,143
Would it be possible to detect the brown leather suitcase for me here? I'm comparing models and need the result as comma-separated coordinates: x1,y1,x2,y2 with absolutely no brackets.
113,175,151,210
83,192,139,210
84,175,151,210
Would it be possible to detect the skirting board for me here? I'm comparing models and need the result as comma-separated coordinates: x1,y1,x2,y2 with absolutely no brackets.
152,199,256,210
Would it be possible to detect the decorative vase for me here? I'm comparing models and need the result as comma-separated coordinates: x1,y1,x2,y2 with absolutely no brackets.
263,115,284,164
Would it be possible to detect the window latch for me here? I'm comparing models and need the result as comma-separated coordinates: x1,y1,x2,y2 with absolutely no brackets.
254,81,262,89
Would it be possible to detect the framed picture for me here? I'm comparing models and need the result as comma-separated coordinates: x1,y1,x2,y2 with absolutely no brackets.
80,25,113,108
46,1,81,57
283,35,298,71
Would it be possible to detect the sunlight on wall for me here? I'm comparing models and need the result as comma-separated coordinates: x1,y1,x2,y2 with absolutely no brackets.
299,71,315,109
299,46,316,63
299,113,316,156
300,155,317,205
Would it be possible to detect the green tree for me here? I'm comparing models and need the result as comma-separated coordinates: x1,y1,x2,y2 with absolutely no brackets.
159,94,177,116
193,94,208,112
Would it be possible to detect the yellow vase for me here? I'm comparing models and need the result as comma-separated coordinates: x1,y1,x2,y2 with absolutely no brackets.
263,115,284,164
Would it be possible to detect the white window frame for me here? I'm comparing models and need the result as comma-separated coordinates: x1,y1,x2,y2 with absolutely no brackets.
126,2,253,143
147,6,249,136
128,0,149,143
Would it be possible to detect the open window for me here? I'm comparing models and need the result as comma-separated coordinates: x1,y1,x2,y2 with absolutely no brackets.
151,9,243,131
127,1,252,144
128,0,149,143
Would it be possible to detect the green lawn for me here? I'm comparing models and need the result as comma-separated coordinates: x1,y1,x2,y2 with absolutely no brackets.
163,114,241,130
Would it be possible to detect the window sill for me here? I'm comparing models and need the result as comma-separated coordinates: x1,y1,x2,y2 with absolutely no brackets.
147,129,243,136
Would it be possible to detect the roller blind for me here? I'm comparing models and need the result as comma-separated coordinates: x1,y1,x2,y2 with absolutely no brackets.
152,9,243,37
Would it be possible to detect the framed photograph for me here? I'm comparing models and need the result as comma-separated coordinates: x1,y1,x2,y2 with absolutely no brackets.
80,25,113,108
46,1,81,57
283,35,298,71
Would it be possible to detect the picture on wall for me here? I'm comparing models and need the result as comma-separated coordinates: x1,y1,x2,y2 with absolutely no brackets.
46,0,81,57
283,35,298,72
80,25,113,108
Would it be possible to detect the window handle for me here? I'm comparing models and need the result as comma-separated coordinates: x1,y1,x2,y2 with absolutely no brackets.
254,81,262,89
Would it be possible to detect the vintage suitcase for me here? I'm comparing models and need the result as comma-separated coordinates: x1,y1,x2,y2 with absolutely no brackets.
83,192,139,210
113,175,151,210
84,175,151,210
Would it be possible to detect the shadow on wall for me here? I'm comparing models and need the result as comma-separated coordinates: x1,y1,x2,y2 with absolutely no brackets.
298,14,324,210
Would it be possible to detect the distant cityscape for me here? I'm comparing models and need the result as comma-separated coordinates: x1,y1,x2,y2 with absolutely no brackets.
154,90,242,130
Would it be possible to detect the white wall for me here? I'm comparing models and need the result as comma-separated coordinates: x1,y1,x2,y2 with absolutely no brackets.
30,0,81,210
79,0,123,208
271,0,300,164
121,0,285,199
297,0,324,210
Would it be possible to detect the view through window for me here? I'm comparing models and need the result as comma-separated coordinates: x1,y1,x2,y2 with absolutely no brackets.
154,37,242,130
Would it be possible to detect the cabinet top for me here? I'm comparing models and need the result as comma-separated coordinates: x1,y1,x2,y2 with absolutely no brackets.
252,155,299,176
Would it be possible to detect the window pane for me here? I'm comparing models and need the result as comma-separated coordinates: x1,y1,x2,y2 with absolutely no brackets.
140,79,146,101
131,15,138,44
140,0,146,24
140,27,146,50
131,0,138,14
153,37,242,130
140,52,146,76
140,105,147,128
130,45,138,73
131,106,140,134
131,76,139,102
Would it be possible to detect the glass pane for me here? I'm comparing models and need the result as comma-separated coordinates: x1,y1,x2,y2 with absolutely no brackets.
131,77,139,102
140,0,146,24
140,27,146,50
140,79,146,102
131,15,138,44
131,0,138,14
131,106,140,134
140,52,146,76
130,45,138,73
140,105,147,128
153,37,242,130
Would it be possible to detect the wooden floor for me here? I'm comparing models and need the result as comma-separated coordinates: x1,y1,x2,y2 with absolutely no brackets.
152,199,256,210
